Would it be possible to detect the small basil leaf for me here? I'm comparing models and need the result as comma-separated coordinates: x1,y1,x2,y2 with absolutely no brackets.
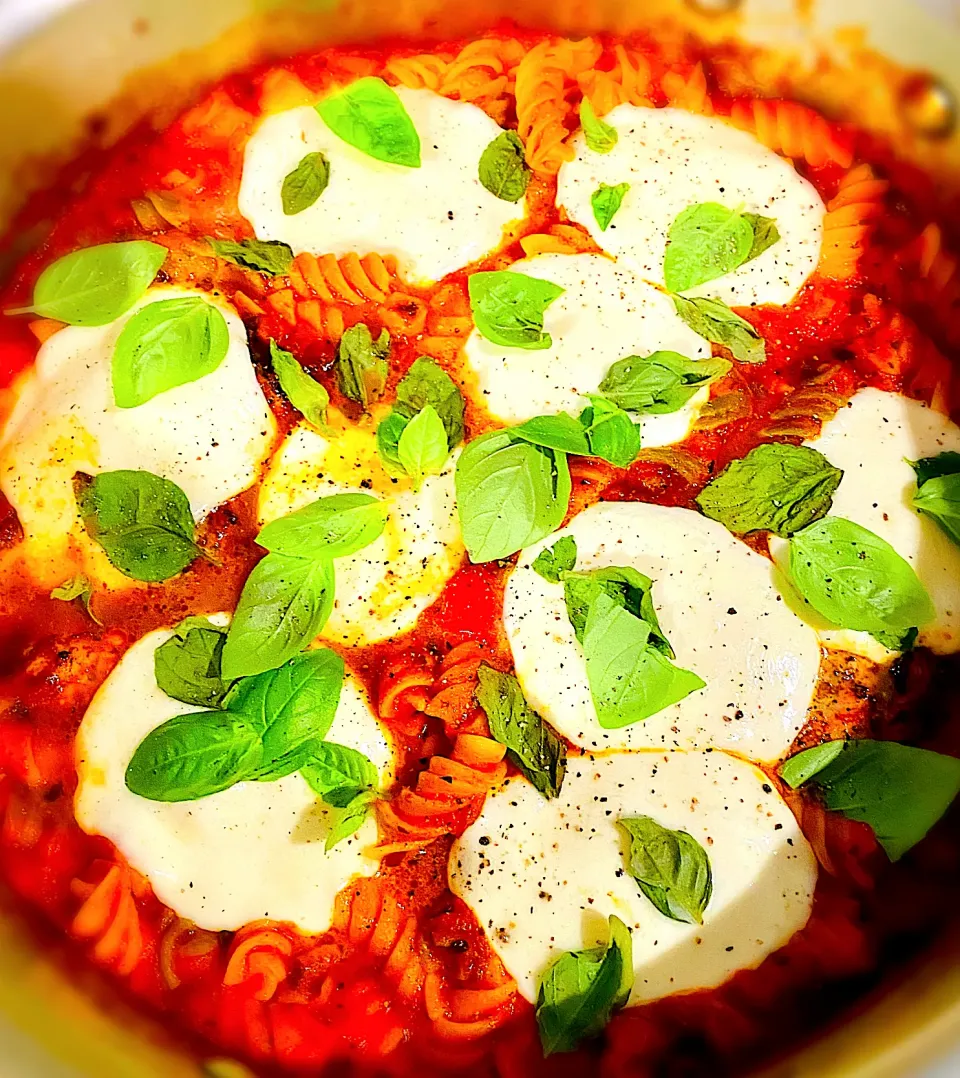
743,213,781,262
618,815,712,924
531,535,578,584
74,469,200,582
591,182,629,232
125,711,262,802
281,151,330,215
513,412,591,456
598,352,731,415
221,554,335,680
580,98,618,154
8,241,166,326
672,295,765,364
788,517,935,637
256,492,386,561
536,914,633,1056
873,626,919,653
324,788,378,851
913,472,960,549
393,357,465,449
155,616,229,708
562,565,672,656
397,405,449,489
111,295,230,408
315,77,420,168
336,323,390,408
475,663,566,799
478,129,530,203
579,396,641,468
468,271,565,351
696,444,843,537
376,410,409,473
209,238,294,276
270,340,329,430
779,739,960,861
455,429,571,563
50,574,99,623
910,451,960,488
663,202,755,293
301,741,379,798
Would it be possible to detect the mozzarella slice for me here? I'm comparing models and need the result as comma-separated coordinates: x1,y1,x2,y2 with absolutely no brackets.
557,106,825,308
463,252,711,440
238,87,522,284
449,750,816,1004
504,501,820,761
75,618,391,933
0,288,274,587
258,419,463,646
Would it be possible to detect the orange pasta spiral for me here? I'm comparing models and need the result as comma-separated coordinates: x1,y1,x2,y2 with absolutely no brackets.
69,860,149,976
820,164,889,280
223,921,295,1002
729,98,855,169
661,62,713,115
760,365,849,440
577,44,652,114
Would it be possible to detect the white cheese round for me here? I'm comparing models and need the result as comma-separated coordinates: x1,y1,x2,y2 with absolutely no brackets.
449,749,817,1004
556,106,825,308
504,501,820,761
75,619,391,933
238,87,522,284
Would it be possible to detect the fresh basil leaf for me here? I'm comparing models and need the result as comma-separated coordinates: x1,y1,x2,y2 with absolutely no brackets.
301,741,378,798
209,238,294,276
376,410,409,473
780,739,960,861
743,213,781,262
396,405,449,490
672,295,765,364
598,352,731,415
50,574,99,623
536,914,633,1056
74,469,200,582
281,151,330,215
913,472,960,549
468,271,565,351
561,565,671,656
663,202,755,293
910,451,960,488
532,535,578,584
696,444,843,538
256,492,386,561
155,616,229,708
8,241,166,326
580,98,618,154
455,429,571,563
336,323,390,408
315,77,420,168
125,711,262,802
394,357,466,449
873,626,920,653
513,413,591,455
223,648,343,780
591,182,629,232
221,554,335,680
618,815,712,924
270,340,329,430
579,396,641,468
475,664,566,799
111,295,229,408
788,517,935,639
478,129,530,202
325,788,378,851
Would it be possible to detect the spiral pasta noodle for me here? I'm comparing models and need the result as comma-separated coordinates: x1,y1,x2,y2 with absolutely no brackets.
577,44,652,115
729,98,855,169
761,366,849,440
69,860,148,976
820,164,889,280
661,63,713,115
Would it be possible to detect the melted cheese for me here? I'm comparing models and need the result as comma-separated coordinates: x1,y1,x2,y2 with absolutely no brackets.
504,501,820,761
557,106,825,307
258,418,463,646
0,288,274,587
238,87,522,284
449,750,816,1004
463,252,711,443
75,618,391,933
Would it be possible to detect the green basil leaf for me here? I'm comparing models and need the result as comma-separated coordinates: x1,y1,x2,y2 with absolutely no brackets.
74,469,200,582
672,295,765,364
780,739,960,861
478,129,530,202
873,626,919,653
270,340,329,430
561,565,671,656
598,352,731,415
696,443,843,538
397,405,449,489
536,914,633,1056
223,648,343,780
8,241,166,326
663,202,755,293
743,213,781,262
618,815,712,924
513,413,591,456
910,451,960,488
256,492,386,561
325,788,378,851
315,76,420,168
591,182,629,232
336,323,390,408
913,472,960,549
468,271,565,350
579,396,641,468
301,741,378,798
209,238,294,276
281,151,330,215
376,410,409,473
532,535,578,584
111,296,230,408
788,517,935,638
580,98,618,154
50,574,99,623
155,616,229,708
221,554,335,680
455,429,571,563
475,663,566,799
394,357,465,449
125,711,262,802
